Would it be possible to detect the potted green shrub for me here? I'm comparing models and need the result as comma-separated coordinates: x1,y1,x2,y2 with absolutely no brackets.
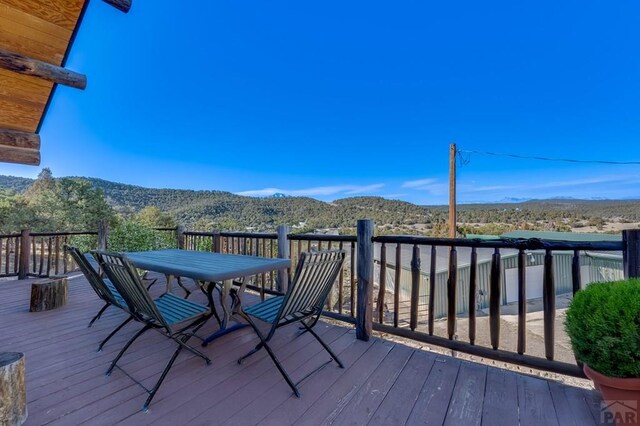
565,279,640,422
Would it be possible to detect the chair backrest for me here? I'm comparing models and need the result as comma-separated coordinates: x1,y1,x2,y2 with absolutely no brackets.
277,250,346,322
93,251,170,329
64,245,122,307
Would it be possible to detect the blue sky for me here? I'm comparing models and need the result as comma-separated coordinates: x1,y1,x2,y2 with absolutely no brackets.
2,0,640,204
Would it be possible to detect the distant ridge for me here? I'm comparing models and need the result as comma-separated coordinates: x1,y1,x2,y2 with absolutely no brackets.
1,174,639,230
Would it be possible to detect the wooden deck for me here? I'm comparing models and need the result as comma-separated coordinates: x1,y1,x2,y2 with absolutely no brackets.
0,273,605,425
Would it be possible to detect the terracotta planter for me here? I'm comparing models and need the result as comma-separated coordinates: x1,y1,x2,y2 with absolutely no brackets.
584,364,640,426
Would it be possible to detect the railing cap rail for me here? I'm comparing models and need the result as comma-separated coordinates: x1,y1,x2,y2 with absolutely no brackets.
373,235,623,251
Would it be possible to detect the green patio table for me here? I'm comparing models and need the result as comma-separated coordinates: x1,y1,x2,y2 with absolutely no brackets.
125,249,291,345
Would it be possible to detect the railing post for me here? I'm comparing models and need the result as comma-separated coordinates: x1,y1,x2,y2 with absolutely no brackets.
623,229,640,279
212,229,221,253
97,219,109,251
277,225,290,293
356,219,374,341
18,229,30,280
176,225,185,249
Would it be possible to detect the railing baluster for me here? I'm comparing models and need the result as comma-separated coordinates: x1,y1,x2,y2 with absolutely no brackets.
543,249,555,360
410,245,420,331
31,238,36,274
0,238,3,274
571,249,581,295
269,239,274,289
5,238,10,275
338,241,344,314
489,248,501,349
469,247,477,345
261,238,267,290
378,242,386,323
54,236,60,275
517,249,527,354
350,241,356,318
394,243,401,328
14,236,19,275
447,246,457,340
45,237,52,276
428,245,436,335
62,236,68,273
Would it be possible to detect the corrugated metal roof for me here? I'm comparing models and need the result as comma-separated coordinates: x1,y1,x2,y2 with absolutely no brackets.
500,230,621,242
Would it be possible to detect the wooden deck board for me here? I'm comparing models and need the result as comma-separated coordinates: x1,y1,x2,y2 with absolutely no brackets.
0,273,602,426
481,368,519,426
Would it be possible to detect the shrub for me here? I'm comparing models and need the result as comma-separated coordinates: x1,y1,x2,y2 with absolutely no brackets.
108,220,174,252
565,279,640,378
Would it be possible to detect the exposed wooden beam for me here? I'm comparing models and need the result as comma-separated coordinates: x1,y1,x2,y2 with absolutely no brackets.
102,0,132,13
0,146,40,166
0,129,41,151
0,48,86,90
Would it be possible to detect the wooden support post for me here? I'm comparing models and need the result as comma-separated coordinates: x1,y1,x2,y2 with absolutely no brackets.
0,353,27,426
276,225,290,293
18,229,30,280
212,229,221,252
356,219,374,341
30,276,68,312
97,219,109,251
623,229,640,279
102,0,132,13
0,48,86,90
176,225,185,249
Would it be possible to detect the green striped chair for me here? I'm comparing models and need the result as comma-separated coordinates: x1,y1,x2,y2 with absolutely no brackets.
93,251,215,411
64,245,134,351
232,250,346,396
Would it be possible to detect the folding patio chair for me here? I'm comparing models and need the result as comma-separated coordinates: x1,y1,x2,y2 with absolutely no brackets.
231,250,346,396
64,245,135,351
93,251,215,410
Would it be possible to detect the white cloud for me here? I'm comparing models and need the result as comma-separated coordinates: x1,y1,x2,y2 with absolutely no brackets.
236,183,385,198
402,178,439,189
401,178,448,195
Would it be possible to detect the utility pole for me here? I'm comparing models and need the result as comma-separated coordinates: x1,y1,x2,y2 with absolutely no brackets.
449,143,457,238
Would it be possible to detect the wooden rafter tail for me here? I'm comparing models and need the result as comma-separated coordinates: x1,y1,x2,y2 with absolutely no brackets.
102,0,132,13
0,129,41,151
0,48,87,90
0,147,40,166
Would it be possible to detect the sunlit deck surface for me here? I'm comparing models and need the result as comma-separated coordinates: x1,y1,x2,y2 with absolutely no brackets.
1,274,604,425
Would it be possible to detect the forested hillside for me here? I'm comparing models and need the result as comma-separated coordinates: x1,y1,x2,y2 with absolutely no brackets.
1,172,639,234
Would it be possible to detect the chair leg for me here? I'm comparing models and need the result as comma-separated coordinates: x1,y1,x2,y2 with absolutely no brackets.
98,316,134,352
237,342,264,364
243,316,300,397
143,345,183,411
176,277,191,298
106,324,151,376
88,303,111,328
301,321,344,368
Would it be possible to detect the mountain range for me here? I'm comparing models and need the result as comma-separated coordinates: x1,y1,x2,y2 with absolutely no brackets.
2,174,639,232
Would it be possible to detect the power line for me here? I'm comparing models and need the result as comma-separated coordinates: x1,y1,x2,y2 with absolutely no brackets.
457,149,640,165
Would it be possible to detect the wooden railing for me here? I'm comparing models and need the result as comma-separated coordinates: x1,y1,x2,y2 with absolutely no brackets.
0,230,99,279
0,233,20,278
172,224,634,377
9,221,639,379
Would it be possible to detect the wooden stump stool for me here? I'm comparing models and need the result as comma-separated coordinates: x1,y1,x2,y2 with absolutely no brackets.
29,275,68,312
0,353,27,426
